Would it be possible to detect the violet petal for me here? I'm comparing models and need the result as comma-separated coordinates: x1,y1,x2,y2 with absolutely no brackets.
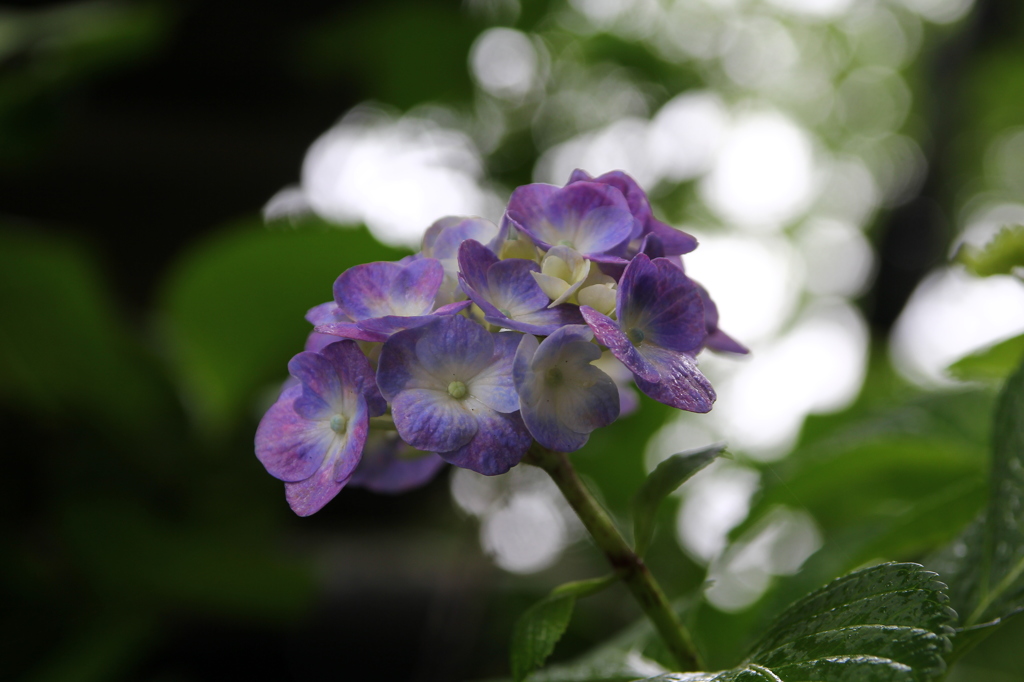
437,402,531,475
580,305,659,382
633,345,715,413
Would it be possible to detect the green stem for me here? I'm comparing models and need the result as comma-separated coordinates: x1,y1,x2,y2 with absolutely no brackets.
368,415,397,431
524,444,703,672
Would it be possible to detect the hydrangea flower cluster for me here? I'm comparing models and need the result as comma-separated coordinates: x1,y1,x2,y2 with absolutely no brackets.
256,170,746,515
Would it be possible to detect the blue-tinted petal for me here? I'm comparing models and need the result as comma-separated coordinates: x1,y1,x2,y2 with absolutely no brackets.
506,183,560,238
617,255,705,353
292,388,332,421
433,299,473,316
530,324,598,368
422,216,499,261
391,387,477,453
305,331,340,353
314,321,388,343
457,239,499,297
580,305,659,382
486,258,549,315
349,433,446,494
255,384,332,482
287,351,343,406
514,326,618,451
413,314,495,381
567,168,593,184
356,313,441,336
486,304,584,335
582,170,649,239
305,301,348,326
540,183,634,255
634,345,715,413
520,403,590,452
334,259,442,321
330,396,370,483
376,324,445,398
284,468,346,517
319,340,386,417
438,401,531,475
390,258,444,314
646,218,698,255
706,329,749,355
467,330,520,413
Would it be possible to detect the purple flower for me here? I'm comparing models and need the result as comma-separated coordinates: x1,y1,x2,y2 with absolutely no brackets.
696,283,749,355
317,258,468,341
593,351,641,418
513,325,619,452
581,254,715,413
255,340,387,516
506,181,635,262
568,169,697,257
348,432,446,494
421,216,501,305
457,239,583,334
376,315,532,475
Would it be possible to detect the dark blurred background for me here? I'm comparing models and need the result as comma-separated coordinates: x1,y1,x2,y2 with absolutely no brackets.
2,0,1024,680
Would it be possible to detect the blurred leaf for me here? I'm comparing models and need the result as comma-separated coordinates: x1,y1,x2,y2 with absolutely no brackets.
294,0,480,108
63,499,313,619
512,575,616,682
0,227,173,437
0,1,172,163
22,613,155,682
580,34,701,99
640,564,955,682
956,225,1024,278
526,616,668,682
633,445,725,557
158,217,405,435
738,389,992,542
947,333,1024,383
936,359,1024,629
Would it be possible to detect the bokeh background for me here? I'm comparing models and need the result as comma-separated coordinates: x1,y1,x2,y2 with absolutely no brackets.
2,0,1024,680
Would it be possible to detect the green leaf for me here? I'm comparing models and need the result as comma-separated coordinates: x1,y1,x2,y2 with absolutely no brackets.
525,616,670,682
735,389,992,544
640,563,956,682
633,445,726,556
0,227,173,437
930,357,1024,665
947,333,1024,383
511,576,616,682
956,225,1024,277
961,359,1024,626
157,217,405,435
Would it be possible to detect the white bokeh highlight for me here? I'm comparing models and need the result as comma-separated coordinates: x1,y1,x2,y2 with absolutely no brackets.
890,267,1024,387
675,460,761,563
450,465,584,574
700,112,818,230
704,507,823,612
713,301,870,457
682,233,805,344
298,107,495,248
470,28,538,100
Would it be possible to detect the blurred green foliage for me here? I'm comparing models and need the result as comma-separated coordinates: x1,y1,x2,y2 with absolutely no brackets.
158,216,406,435
0,1,172,164
3,0,1024,680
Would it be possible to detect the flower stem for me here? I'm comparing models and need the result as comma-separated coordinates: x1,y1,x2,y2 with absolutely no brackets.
524,444,703,672
368,415,397,431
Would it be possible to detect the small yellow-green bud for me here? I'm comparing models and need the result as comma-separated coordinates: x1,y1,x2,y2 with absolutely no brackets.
448,380,468,399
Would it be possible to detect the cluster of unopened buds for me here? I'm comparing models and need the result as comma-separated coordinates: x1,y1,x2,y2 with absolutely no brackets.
255,170,746,515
